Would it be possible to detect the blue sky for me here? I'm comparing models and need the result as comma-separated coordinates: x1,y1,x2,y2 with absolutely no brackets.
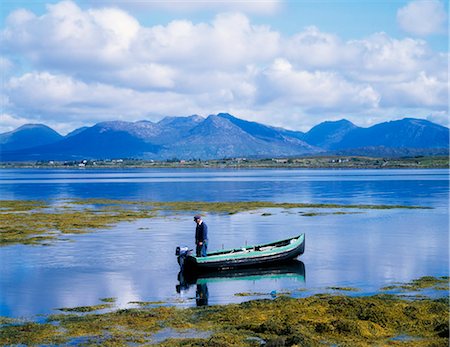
1,0,448,134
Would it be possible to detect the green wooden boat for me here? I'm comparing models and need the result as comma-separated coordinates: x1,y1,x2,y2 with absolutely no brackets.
176,233,305,271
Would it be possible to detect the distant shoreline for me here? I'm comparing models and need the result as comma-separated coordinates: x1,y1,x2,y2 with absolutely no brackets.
0,155,448,169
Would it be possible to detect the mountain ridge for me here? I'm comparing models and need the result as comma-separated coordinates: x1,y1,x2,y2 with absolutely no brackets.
0,114,448,161
0,124,63,151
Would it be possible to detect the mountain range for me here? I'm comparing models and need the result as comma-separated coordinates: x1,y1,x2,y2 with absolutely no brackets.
0,113,448,161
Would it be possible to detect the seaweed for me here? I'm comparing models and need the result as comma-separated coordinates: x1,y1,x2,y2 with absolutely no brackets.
0,199,431,246
1,289,448,346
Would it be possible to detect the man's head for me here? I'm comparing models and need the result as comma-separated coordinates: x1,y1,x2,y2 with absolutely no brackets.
194,215,202,224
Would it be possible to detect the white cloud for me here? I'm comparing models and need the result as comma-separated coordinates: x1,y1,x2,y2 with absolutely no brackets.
102,63,177,90
258,58,380,111
0,113,33,133
426,111,449,127
6,72,199,121
349,34,430,79
0,56,14,74
88,0,282,15
0,1,448,132
136,13,280,70
380,71,448,108
397,0,448,36
285,26,345,68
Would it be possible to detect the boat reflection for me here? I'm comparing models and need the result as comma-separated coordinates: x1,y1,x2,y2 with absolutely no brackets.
176,260,305,306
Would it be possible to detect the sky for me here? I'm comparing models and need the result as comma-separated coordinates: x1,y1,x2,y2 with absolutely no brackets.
0,0,448,134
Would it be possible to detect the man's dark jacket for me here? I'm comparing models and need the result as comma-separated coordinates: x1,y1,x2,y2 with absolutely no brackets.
195,222,208,244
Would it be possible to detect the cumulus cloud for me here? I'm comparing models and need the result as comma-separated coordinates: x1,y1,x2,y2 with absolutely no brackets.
284,26,345,68
0,56,13,75
88,0,282,15
2,1,139,70
0,1,448,133
397,0,448,36
6,72,200,120
135,13,280,70
427,111,449,127
259,58,380,111
380,71,448,108
0,113,33,132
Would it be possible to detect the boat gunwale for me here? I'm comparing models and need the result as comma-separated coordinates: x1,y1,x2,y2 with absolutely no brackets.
192,234,305,265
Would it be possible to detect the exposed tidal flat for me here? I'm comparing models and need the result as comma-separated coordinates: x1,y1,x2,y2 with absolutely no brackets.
0,199,429,246
0,277,448,346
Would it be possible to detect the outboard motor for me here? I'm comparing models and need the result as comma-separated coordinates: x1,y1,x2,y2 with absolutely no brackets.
175,246,191,270
175,246,189,256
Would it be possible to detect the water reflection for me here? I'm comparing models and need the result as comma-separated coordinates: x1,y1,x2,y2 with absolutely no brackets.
1,169,448,208
176,261,305,306
0,169,447,318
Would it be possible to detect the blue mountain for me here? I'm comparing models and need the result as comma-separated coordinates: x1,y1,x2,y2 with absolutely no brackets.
159,114,316,159
0,124,63,151
0,123,160,161
335,118,449,150
217,113,295,142
0,115,448,161
303,119,359,149
65,126,89,138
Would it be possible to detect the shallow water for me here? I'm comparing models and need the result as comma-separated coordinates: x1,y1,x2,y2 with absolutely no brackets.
0,168,448,319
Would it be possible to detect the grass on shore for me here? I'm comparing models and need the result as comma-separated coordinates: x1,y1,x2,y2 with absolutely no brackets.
0,277,448,346
0,199,431,246
1,155,448,169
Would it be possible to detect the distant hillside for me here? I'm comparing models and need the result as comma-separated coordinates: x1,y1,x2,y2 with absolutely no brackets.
0,124,63,151
303,119,359,149
335,118,449,150
159,114,316,159
0,114,448,161
1,124,160,161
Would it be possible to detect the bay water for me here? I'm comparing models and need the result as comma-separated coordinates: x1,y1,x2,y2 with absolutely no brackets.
0,168,448,319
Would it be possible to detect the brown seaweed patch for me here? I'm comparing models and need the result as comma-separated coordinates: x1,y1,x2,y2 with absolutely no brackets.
381,276,449,292
128,301,166,306
1,291,448,347
99,297,116,303
0,200,48,212
234,292,267,297
1,199,431,246
57,304,113,313
0,322,65,346
301,211,363,217
326,286,360,292
0,201,157,246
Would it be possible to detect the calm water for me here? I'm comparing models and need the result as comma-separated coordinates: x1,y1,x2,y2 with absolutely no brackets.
0,168,448,319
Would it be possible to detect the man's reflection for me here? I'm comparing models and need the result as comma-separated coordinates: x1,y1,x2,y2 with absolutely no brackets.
196,283,208,306
176,271,209,307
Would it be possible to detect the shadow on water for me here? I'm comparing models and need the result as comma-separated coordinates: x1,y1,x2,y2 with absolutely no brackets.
176,260,306,306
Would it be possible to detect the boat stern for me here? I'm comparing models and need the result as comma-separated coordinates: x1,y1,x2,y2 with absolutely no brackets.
175,246,196,271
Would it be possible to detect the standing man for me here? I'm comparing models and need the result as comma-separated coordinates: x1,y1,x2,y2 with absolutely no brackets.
194,215,208,257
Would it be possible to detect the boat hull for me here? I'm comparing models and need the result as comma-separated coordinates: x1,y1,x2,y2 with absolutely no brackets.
179,259,306,287
179,233,305,272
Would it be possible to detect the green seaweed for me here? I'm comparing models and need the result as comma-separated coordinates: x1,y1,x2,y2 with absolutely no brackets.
1,291,448,347
234,292,267,297
57,304,113,312
128,301,166,306
0,200,156,246
100,297,117,303
0,199,431,246
381,276,449,292
326,286,360,292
